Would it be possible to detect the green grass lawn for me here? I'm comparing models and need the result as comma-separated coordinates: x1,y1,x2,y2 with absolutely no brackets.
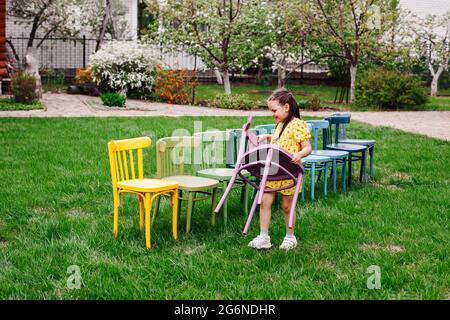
0,98,44,111
195,84,450,111
0,117,449,299
195,83,339,106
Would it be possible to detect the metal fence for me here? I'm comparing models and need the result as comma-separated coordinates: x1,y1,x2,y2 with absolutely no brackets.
6,36,208,71
7,36,96,69
6,36,329,82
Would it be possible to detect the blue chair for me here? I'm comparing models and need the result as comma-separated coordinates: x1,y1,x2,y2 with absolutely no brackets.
324,116,368,187
331,113,376,178
306,120,348,193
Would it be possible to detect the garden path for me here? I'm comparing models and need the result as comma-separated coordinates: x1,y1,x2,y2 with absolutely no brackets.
1,93,449,141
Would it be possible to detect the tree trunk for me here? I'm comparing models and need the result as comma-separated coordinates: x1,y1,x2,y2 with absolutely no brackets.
214,67,223,84
277,65,286,88
24,47,43,99
256,62,263,84
349,64,357,103
429,64,444,97
222,70,231,94
96,0,112,51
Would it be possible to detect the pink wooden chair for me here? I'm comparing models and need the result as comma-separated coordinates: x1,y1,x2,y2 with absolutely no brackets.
214,116,304,234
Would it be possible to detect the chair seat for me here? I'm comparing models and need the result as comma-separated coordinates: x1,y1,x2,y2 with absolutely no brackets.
197,168,250,181
117,179,178,193
164,175,220,192
340,139,376,147
312,150,349,159
302,154,331,163
326,143,367,152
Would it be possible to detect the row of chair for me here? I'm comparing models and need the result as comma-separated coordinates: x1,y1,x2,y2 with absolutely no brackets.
107,114,376,249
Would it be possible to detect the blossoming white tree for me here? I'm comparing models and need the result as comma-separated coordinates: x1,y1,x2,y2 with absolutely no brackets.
410,13,450,96
312,0,398,103
144,0,268,94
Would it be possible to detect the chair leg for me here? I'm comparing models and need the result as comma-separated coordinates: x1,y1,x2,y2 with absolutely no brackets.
369,146,374,178
243,189,261,235
360,150,368,184
359,152,364,183
171,190,178,240
348,153,352,189
342,157,347,193
114,204,119,239
178,190,183,213
113,193,120,239
139,196,144,231
301,172,306,202
211,187,219,225
186,191,194,234
332,159,337,194
324,162,328,198
240,182,246,203
310,163,316,201
243,183,249,216
222,181,228,226
145,193,153,250
151,195,161,226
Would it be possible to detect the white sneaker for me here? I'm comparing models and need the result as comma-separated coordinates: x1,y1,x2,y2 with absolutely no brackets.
248,235,272,249
279,236,298,250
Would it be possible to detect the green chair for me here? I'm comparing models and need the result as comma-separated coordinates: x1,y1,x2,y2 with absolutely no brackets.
194,130,250,225
153,136,220,234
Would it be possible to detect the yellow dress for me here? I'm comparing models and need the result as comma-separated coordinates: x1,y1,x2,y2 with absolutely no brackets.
265,118,311,196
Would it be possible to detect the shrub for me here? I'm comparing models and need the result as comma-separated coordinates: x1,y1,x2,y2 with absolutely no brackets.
356,68,429,110
42,68,65,86
75,67,94,84
298,99,308,109
306,94,321,111
209,93,256,110
100,92,127,108
11,71,38,104
153,66,197,104
90,41,161,95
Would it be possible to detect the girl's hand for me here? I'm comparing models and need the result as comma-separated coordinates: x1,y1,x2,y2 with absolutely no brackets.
291,152,302,165
257,134,271,143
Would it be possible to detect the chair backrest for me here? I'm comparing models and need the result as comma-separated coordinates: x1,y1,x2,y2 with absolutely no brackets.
254,124,277,135
108,137,152,188
306,120,329,151
235,117,304,189
156,136,201,178
240,144,304,183
194,130,234,169
227,128,261,167
332,113,351,140
324,115,351,146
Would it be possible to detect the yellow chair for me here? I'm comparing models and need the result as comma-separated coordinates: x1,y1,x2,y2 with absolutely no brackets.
107,136,179,249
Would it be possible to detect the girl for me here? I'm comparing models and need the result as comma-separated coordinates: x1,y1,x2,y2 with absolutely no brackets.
248,88,312,250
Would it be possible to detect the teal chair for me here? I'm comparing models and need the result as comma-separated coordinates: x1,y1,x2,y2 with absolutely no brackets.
306,120,348,193
301,123,332,201
331,113,376,178
194,130,250,225
324,116,368,187
254,124,277,136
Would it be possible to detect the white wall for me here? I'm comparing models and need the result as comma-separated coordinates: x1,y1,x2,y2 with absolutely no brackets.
400,0,450,17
